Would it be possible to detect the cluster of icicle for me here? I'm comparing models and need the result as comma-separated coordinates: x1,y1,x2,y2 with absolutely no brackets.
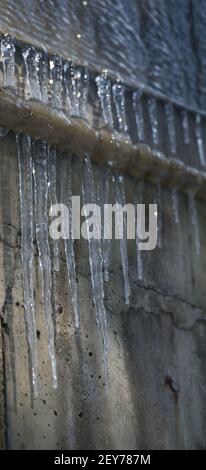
17,134,130,394
17,125,134,393
1,33,206,166
18,133,201,396
1,33,202,393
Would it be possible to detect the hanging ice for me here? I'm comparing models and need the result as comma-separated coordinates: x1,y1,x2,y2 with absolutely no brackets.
95,72,114,129
102,171,111,282
50,55,63,109
61,155,80,329
181,109,190,144
188,192,200,256
22,45,41,100
171,188,179,225
114,176,130,304
96,165,111,282
39,52,48,104
77,66,89,119
165,102,176,154
148,97,159,145
65,61,89,118
1,34,16,88
113,81,128,136
48,146,59,272
17,134,38,397
155,184,162,248
33,139,57,388
82,156,109,383
195,114,206,167
135,180,144,281
132,90,145,142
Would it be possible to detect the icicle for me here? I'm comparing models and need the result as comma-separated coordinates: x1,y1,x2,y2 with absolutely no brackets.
165,102,176,154
171,188,179,225
96,166,111,282
114,176,130,304
148,97,159,145
113,81,128,136
39,52,48,104
135,180,144,281
195,114,206,167
102,171,111,282
48,147,59,272
77,67,89,119
82,156,109,384
61,155,79,329
188,192,200,256
132,90,145,142
1,34,16,88
22,45,41,100
17,134,38,397
181,109,190,144
51,55,63,109
33,139,57,388
95,72,114,128
65,61,89,118
155,184,162,248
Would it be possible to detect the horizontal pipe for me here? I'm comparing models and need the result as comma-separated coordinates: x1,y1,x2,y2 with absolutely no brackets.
0,87,206,201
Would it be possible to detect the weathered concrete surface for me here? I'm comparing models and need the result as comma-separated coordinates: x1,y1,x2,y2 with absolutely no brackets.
0,132,206,449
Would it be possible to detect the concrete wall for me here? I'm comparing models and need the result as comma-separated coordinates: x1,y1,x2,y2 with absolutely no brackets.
0,131,206,449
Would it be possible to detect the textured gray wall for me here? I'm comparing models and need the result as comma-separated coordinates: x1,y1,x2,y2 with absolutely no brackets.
0,131,206,450
1,0,206,111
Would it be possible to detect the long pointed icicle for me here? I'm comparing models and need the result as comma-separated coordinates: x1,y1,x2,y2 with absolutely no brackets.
114,176,130,304
22,46,41,100
61,155,79,329
39,52,48,104
17,134,38,396
133,90,145,142
148,97,159,145
65,62,89,118
195,114,206,167
102,170,111,282
51,56,63,109
165,102,176,154
188,192,200,256
82,156,109,383
95,72,114,128
33,139,57,388
181,109,190,144
96,165,111,282
135,180,144,281
48,147,59,272
113,82,129,136
76,66,89,119
1,35,16,88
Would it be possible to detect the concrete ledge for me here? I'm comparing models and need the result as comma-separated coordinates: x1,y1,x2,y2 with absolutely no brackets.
0,87,206,201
